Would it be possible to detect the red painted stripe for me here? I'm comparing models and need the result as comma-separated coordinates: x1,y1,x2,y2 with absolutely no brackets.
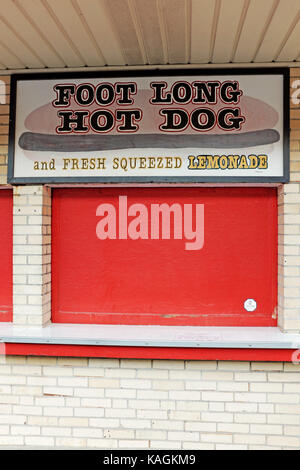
2,343,297,362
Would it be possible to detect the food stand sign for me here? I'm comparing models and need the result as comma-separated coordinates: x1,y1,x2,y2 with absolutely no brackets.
8,69,289,184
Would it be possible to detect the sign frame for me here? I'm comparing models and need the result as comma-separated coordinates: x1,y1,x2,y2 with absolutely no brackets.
8,67,290,184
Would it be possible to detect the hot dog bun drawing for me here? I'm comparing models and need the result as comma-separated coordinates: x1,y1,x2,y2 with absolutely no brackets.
18,89,280,152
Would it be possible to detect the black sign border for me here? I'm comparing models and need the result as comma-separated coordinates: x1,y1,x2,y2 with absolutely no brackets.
8,67,290,184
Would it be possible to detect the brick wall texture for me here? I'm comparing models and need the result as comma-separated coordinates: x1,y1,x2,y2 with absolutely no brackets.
0,357,299,450
0,70,299,449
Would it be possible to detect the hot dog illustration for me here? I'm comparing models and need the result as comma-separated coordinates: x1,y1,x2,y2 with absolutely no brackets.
18,87,280,153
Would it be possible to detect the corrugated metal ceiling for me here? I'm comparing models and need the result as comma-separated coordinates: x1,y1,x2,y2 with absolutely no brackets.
0,0,299,71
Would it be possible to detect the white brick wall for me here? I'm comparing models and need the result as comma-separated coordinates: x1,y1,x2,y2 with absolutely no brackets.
278,183,300,332
0,357,299,450
13,186,51,326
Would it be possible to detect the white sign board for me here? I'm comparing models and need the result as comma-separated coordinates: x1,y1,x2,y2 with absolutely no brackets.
8,69,289,183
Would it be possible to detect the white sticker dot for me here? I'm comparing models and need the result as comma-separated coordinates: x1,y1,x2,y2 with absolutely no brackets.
244,298,257,312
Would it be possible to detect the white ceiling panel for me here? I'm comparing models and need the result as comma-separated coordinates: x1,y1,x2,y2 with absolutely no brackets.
134,0,165,65
254,0,300,62
45,0,106,66
160,0,189,64
212,0,245,63
0,0,64,67
19,0,84,67
190,0,216,63
104,0,144,65
276,11,300,62
0,41,24,69
0,0,298,71
0,14,43,68
76,0,125,65
234,0,276,63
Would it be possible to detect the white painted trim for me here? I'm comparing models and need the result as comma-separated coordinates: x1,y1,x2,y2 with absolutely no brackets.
0,62,299,75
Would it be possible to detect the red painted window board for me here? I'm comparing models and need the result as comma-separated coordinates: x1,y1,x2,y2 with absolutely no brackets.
0,189,12,322
52,187,277,326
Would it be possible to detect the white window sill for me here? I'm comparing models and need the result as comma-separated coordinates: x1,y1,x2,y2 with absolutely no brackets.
0,323,299,349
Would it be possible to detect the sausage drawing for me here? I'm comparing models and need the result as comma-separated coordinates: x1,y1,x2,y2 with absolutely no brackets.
19,129,280,152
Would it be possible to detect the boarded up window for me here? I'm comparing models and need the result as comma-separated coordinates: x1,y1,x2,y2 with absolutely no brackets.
52,187,277,326
0,189,12,322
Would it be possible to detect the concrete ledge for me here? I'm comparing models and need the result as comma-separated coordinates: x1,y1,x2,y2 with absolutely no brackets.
0,323,300,349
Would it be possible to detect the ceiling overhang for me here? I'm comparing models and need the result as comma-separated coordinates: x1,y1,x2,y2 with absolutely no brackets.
0,0,298,74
